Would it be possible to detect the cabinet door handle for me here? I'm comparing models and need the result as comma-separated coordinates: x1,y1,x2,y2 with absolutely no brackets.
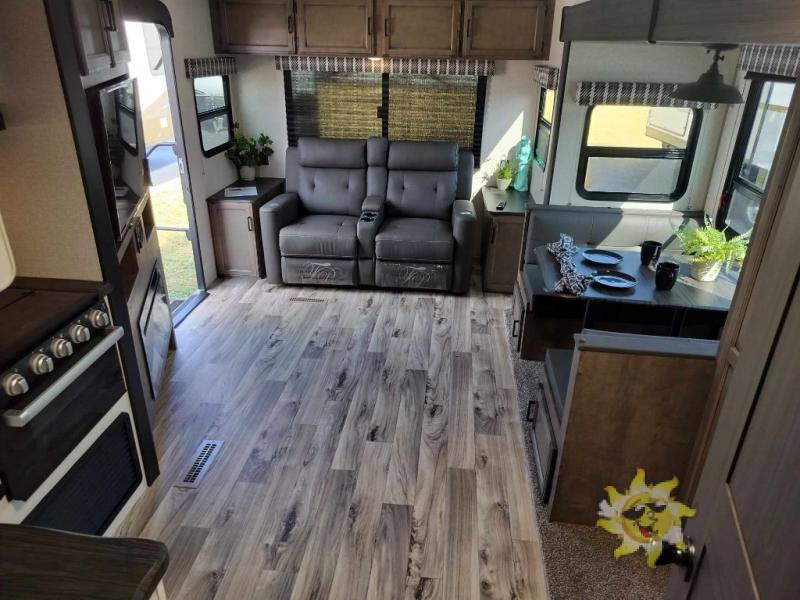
288,14,294,33
247,216,254,232
491,222,496,243
512,319,520,338
101,0,117,31
367,16,372,35
385,17,390,37
466,18,472,37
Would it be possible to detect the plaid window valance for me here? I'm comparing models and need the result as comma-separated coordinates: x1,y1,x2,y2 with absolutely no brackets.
738,44,800,78
534,66,559,90
184,56,237,79
275,56,494,76
576,81,718,110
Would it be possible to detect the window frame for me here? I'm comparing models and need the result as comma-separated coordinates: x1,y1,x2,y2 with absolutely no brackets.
192,74,234,158
533,87,553,169
716,73,795,233
284,71,488,167
576,104,703,203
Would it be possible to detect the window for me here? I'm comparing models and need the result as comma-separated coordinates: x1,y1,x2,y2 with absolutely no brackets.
115,83,138,154
577,105,702,202
193,75,233,157
285,71,487,164
534,88,555,168
719,77,795,234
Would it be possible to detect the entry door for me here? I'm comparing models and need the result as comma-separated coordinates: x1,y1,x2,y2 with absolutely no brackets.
666,82,800,599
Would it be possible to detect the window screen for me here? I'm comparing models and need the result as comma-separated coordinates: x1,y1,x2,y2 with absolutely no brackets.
577,105,702,202
285,71,487,164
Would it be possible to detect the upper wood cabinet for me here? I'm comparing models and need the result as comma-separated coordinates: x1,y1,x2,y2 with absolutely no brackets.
296,0,374,55
381,0,461,57
213,0,296,54
70,0,130,76
463,0,551,59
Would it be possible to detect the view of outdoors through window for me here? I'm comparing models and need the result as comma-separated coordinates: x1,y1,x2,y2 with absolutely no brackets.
194,76,233,153
725,80,795,233
581,105,697,199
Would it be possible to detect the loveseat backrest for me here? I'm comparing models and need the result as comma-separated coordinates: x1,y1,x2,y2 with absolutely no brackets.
523,205,704,263
286,138,368,217
385,141,463,221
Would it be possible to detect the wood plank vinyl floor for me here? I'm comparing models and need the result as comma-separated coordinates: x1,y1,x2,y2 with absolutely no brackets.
120,277,548,599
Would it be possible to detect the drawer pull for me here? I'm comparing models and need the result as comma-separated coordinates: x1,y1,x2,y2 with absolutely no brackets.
526,399,538,423
512,319,520,338
247,216,254,231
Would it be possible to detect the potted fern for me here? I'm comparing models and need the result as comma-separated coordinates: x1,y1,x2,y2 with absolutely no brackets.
225,123,274,181
674,217,750,282
495,159,517,191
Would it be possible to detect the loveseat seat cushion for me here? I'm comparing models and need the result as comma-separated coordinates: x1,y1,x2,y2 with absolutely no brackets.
279,214,358,259
375,217,454,263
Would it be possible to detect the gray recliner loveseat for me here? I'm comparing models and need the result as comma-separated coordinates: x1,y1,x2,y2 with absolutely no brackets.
260,137,477,293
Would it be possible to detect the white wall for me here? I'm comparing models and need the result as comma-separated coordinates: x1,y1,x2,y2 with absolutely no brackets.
0,1,102,281
549,42,737,212
161,0,238,285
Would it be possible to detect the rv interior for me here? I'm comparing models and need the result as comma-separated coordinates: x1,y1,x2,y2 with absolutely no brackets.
1,1,799,599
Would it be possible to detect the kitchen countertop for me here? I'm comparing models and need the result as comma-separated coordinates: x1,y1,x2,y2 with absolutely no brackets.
0,524,168,600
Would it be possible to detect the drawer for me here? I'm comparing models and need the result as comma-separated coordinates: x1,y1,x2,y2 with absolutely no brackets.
528,383,558,502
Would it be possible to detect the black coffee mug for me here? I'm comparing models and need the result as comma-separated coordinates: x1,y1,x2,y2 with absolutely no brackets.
641,240,663,266
655,261,680,291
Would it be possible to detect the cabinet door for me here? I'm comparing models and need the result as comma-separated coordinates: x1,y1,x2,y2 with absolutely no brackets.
296,0,373,55
71,0,109,75
382,0,461,57
463,0,550,59
106,0,130,67
215,0,296,54
483,217,525,293
209,203,260,277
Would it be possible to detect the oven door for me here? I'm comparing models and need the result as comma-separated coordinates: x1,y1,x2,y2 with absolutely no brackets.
0,327,125,500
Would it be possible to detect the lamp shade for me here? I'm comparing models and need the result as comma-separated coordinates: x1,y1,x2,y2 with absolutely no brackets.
671,48,744,105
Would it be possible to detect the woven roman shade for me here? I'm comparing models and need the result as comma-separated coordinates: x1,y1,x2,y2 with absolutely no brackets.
184,56,237,79
534,66,559,90
738,44,800,78
275,56,494,76
576,81,718,110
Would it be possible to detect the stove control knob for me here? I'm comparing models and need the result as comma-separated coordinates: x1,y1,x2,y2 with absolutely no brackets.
88,309,110,329
2,373,29,397
68,324,91,344
49,338,74,359
29,353,55,376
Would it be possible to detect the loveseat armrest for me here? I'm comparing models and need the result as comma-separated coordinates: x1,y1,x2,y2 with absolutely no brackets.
451,199,478,293
357,195,385,258
259,192,301,284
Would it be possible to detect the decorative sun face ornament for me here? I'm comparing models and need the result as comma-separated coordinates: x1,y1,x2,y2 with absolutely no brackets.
596,469,696,567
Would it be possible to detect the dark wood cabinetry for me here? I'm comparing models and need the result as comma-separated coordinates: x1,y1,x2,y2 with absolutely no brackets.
463,0,550,59
296,0,374,55
207,178,284,278
381,0,461,57
208,0,554,58
213,0,296,54
70,0,129,76
481,187,528,293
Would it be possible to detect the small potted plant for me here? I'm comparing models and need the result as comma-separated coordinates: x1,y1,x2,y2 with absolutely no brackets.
495,159,517,191
225,123,274,181
674,216,750,282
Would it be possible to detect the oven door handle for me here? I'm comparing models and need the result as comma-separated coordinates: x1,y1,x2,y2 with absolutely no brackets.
1,326,124,428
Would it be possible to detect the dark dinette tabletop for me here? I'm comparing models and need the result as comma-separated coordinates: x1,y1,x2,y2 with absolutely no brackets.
533,245,738,311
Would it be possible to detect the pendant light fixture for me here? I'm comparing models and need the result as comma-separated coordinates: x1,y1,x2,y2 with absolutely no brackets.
670,44,744,105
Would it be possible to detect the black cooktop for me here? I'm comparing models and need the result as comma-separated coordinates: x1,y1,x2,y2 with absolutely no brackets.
0,278,110,369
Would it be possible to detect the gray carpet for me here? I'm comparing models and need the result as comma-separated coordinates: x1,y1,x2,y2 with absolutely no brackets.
504,311,668,600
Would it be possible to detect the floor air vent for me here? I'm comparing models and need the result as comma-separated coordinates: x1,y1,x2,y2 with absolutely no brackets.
289,297,326,303
176,439,223,489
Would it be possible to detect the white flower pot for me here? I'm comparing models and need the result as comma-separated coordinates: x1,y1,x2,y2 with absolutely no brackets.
239,166,256,181
690,259,722,282
496,178,512,191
